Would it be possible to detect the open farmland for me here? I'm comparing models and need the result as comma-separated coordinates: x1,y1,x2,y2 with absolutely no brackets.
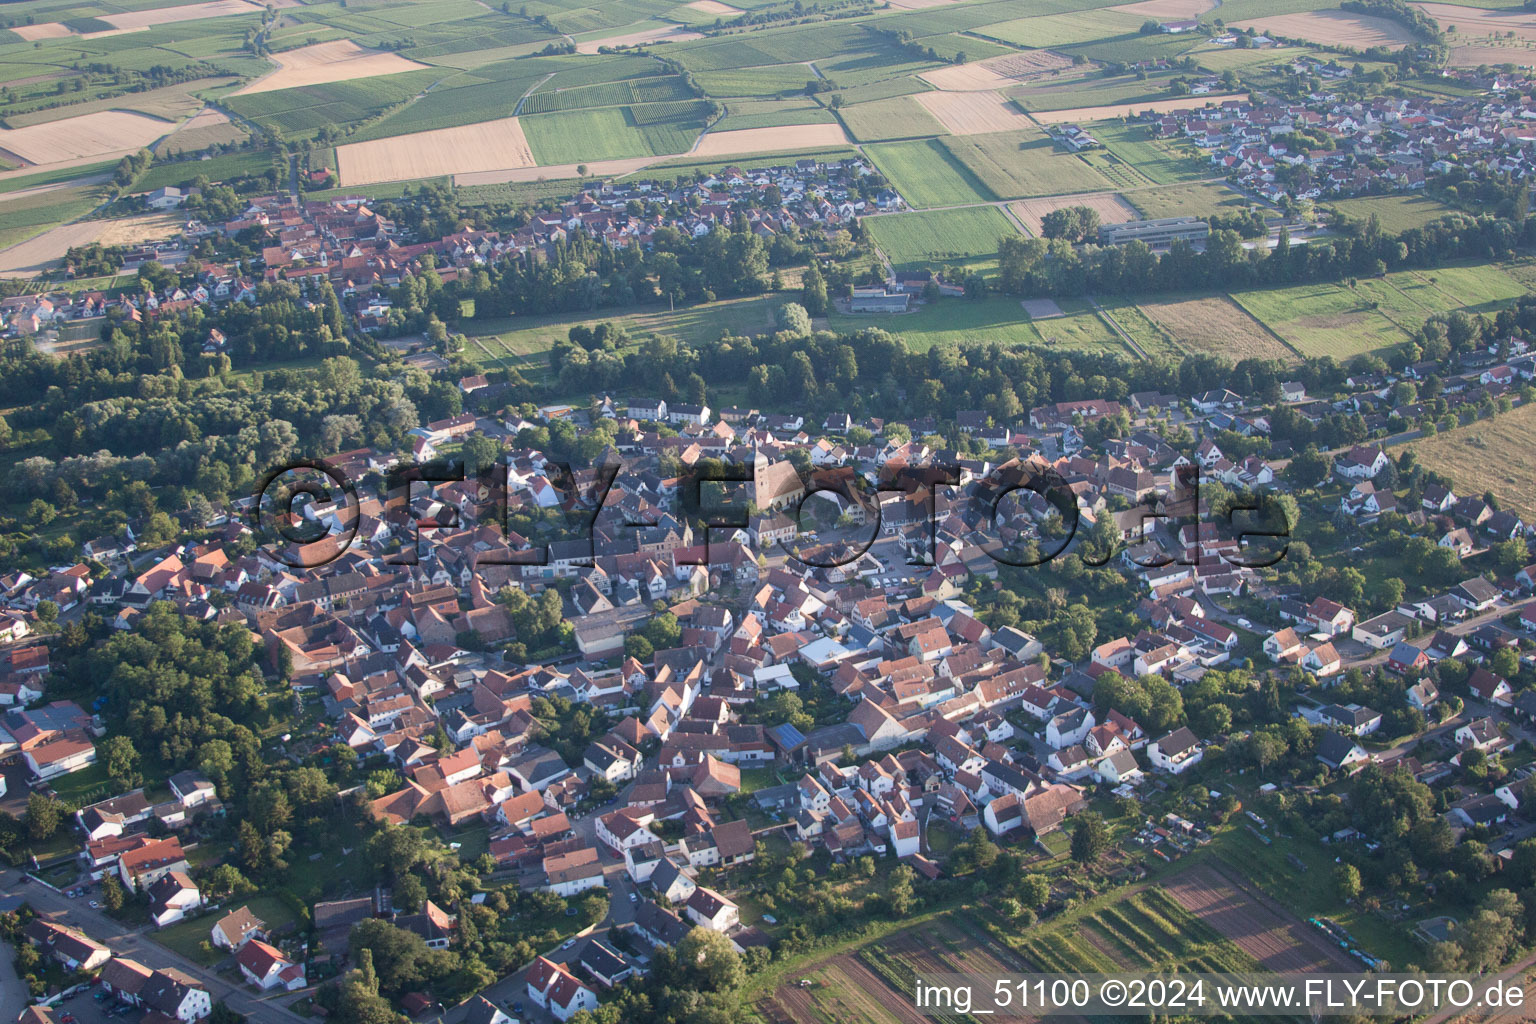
866,138,994,206
98,0,263,30
1089,121,1207,184
1164,863,1359,973
919,50,1076,90
0,110,173,165
574,24,704,53
1233,264,1524,358
913,89,1036,135
1231,282,1413,359
4,77,230,128
865,206,1017,267
837,96,947,142
1127,180,1250,219
1139,295,1298,362
1410,401,1536,520
0,210,179,278
832,295,1130,353
158,107,246,154
337,117,535,185
980,8,1148,48
1327,194,1459,231
1228,10,1416,48
691,123,850,157
1011,191,1137,234
690,63,814,96
1414,3,1536,41
235,40,432,95
947,130,1118,199
1030,92,1249,123
1110,0,1218,16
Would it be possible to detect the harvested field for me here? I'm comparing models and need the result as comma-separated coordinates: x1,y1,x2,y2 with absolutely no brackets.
1416,3,1536,41
1011,192,1138,235
1111,0,1218,18
99,0,262,30
5,78,229,129
685,0,742,12
1228,10,1416,48
886,0,960,8
0,111,172,166
575,25,705,53
1030,92,1248,123
1164,863,1360,973
235,40,432,96
0,212,181,279
1139,295,1298,362
1022,298,1064,318
914,90,1035,135
337,117,535,186
690,123,850,157
920,50,1075,91
1411,393,1536,521
1448,43,1536,66
11,23,74,40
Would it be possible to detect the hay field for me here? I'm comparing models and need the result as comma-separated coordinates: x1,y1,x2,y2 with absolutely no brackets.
235,40,432,95
1012,192,1138,234
691,123,850,157
12,23,74,40
1410,402,1536,521
944,129,1115,198
99,0,262,30
1228,10,1416,48
338,117,536,185
575,25,705,53
919,50,1075,90
1416,3,1536,40
1448,42,1536,66
913,90,1035,135
0,211,182,279
1139,295,1297,362
0,111,172,165
1110,0,1218,17
838,96,947,142
1030,92,1247,123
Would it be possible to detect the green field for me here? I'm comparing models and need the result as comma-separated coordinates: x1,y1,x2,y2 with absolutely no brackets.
1009,69,1188,113
135,150,277,191
223,70,439,139
1125,180,1249,219
837,95,946,143
865,205,1017,268
520,104,704,163
1230,263,1525,359
941,129,1116,200
830,293,1130,353
1327,194,1461,232
692,63,818,97
979,8,1147,47
1089,121,1210,184
714,100,838,131
865,138,995,207
0,185,102,250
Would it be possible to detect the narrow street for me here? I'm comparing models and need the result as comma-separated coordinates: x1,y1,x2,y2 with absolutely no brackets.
5,869,309,1024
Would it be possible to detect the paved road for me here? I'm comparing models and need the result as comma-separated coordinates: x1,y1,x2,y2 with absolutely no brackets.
0,922,28,1022
7,869,309,1024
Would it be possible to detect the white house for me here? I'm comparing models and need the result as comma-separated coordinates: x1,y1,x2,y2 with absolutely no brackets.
527,957,599,1022
685,886,740,932
235,940,304,991
1147,727,1203,774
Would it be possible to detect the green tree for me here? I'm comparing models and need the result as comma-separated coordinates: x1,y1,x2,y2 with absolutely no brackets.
1334,862,1362,902
1069,813,1109,867
25,792,62,840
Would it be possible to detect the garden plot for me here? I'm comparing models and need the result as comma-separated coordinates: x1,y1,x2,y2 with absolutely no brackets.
1165,863,1360,973
235,40,432,95
913,90,1036,134
337,116,536,185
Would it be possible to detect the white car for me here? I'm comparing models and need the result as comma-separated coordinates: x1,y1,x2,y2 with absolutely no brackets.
628,892,637,903
561,939,577,950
